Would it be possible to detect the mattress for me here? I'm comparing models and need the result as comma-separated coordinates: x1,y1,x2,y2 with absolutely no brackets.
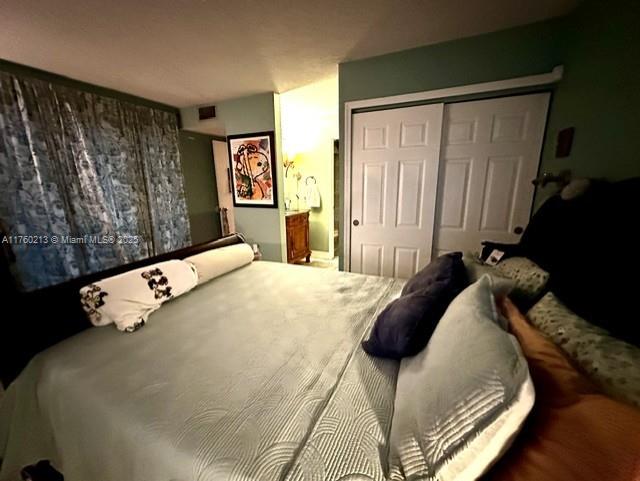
0,261,403,481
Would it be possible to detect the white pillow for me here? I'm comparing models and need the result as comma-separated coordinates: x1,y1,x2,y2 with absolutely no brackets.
79,259,197,332
184,243,254,285
389,276,534,481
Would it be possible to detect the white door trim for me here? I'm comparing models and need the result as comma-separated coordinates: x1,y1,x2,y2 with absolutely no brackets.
343,65,563,271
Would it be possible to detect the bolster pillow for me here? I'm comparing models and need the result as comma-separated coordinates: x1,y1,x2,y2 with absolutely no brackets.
79,259,198,332
184,243,254,285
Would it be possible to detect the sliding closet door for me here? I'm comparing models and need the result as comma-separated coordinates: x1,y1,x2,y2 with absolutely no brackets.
434,93,550,255
350,104,444,278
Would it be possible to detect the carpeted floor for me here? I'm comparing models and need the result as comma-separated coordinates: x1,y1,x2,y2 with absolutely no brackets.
295,256,339,271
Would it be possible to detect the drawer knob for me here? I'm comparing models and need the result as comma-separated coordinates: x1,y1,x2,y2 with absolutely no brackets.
353,219,360,226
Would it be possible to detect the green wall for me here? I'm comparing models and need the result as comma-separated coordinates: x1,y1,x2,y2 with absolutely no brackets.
215,92,286,262
339,19,562,104
338,0,640,267
536,0,640,206
179,130,221,244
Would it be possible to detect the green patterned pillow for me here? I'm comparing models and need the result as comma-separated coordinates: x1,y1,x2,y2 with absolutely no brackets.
528,293,640,408
495,257,549,303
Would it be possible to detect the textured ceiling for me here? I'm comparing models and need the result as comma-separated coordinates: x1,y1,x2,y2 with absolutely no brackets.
0,0,578,107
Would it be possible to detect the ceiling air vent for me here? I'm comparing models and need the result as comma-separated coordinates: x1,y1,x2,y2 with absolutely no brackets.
198,106,216,120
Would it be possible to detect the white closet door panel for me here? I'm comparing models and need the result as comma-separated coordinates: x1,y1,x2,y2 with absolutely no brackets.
351,104,444,278
434,93,550,254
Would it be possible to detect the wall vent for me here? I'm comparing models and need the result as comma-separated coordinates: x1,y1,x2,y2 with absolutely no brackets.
198,106,216,120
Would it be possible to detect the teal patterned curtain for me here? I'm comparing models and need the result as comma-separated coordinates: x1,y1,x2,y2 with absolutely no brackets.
0,71,191,291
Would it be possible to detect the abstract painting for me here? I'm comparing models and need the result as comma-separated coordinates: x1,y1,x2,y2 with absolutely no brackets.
227,131,278,208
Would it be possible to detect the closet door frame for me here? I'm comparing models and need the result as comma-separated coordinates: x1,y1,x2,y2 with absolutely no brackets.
342,66,563,271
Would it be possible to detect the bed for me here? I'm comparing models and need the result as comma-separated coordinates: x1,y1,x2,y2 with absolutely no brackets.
2,179,639,481
0,261,404,481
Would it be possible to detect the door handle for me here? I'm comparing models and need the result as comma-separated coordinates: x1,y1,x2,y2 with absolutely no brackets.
353,219,360,226
514,226,524,235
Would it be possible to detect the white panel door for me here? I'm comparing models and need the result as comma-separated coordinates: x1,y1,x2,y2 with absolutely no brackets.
212,140,236,234
433,93,550,255
350,104,444,278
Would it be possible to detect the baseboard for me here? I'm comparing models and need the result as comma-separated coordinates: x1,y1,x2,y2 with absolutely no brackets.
311,250,333,260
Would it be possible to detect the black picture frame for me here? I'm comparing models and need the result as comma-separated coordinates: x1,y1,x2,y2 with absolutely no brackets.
227,131,278,208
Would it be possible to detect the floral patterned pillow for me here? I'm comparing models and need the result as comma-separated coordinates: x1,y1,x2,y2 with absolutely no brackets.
495,257,549,303
527,292,640,408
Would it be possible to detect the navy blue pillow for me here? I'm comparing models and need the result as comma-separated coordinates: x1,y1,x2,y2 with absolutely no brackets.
362,252,467,359
401,252,466,296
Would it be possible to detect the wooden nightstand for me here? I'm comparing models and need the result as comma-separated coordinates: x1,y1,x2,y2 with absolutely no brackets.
285,211,311,264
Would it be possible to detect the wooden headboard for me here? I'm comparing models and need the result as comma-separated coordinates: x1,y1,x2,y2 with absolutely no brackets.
0,234,246,388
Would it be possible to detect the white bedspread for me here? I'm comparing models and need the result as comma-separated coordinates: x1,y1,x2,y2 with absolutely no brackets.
0,261,403,481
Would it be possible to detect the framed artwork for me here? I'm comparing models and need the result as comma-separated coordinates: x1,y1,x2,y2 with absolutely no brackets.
227,131,278,208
